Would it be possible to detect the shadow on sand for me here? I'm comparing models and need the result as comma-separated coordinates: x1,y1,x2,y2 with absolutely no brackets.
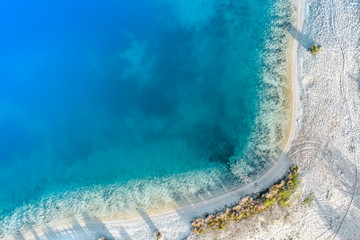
285,22,318,50
18,147,294,240
22,212,133,240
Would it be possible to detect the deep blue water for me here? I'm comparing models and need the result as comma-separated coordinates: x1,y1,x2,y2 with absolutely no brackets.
0,0,293,236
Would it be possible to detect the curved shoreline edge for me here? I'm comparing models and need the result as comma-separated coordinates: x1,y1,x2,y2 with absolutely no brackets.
19,0,304,239
191,0,360,238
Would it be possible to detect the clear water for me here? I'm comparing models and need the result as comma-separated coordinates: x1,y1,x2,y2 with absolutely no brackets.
0,0,294,237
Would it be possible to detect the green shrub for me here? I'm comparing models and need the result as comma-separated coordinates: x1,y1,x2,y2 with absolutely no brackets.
278,190,292,206
264,198,276,208
155,231,163,240
308,45,322,55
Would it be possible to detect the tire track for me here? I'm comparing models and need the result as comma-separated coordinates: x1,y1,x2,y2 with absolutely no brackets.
328,0,358,239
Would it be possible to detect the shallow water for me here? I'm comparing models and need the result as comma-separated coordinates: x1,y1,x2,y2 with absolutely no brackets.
0,0,294,237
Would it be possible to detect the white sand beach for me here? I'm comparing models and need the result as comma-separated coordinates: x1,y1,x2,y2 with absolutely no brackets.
20,0,360,239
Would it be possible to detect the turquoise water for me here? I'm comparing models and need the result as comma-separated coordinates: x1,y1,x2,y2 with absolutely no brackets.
0,0,294,237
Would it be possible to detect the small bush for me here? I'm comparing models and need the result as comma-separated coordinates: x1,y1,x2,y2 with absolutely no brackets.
308,45,322,55
303,194,313,205
278,190,292,206
155,231,162,240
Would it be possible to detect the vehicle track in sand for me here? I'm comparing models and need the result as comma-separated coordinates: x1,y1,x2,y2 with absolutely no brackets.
328,0,358,239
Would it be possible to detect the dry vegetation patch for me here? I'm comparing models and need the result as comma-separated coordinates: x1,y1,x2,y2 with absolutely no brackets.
191,165,299,234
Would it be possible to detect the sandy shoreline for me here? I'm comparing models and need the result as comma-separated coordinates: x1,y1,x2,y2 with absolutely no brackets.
21,1,300,240
187,0,360,238
21,147,293,240
20,0,360,238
